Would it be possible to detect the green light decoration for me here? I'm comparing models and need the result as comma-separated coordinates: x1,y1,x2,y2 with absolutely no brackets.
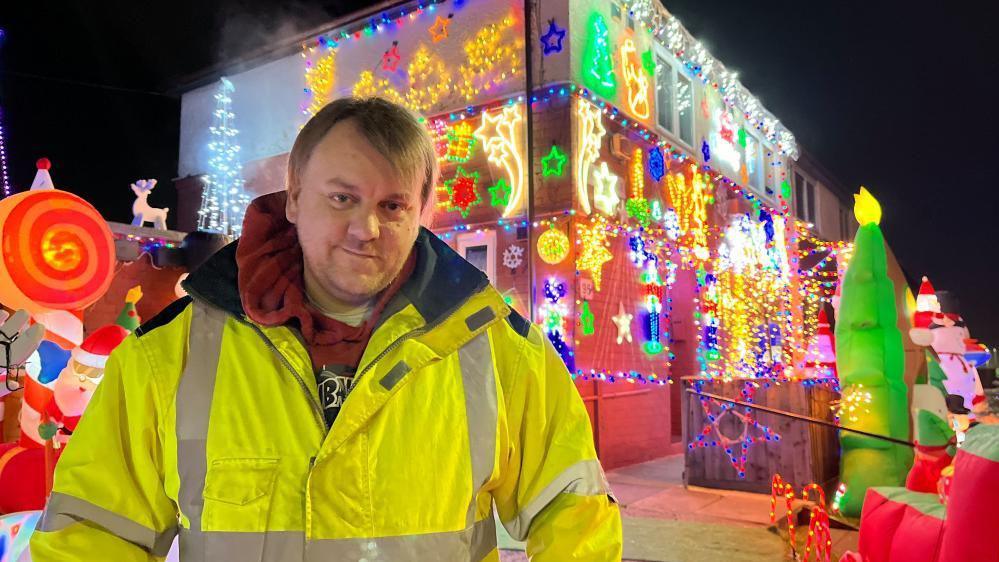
834,187,912,518
541,145,568,177
582,13,617,98
626,198,652,229
641,50,656,76
737,127,748,148
488,178,511,207
780,180,792,200
580,301,595,335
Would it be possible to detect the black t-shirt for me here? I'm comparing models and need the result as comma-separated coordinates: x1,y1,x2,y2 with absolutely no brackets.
317,364,355,428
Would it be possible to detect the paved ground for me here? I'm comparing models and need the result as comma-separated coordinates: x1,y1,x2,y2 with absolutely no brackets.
498,454,858,561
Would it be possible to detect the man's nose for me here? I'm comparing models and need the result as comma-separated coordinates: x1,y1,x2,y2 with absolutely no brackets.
348,208,379,241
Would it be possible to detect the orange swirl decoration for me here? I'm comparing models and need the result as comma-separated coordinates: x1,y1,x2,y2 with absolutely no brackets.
0,190,114,312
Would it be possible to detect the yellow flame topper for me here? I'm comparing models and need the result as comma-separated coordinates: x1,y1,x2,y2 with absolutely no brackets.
854,186,882,226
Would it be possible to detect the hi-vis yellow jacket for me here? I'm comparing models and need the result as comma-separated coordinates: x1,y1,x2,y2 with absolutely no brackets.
31,228,622,561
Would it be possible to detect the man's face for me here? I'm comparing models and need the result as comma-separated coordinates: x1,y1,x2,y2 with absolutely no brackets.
286,119,425,306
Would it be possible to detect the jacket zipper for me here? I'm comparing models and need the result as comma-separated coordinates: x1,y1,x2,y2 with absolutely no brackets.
183,287,326,432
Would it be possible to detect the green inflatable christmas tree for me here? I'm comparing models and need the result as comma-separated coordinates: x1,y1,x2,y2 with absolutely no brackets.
834,187,912,517
115,285,144,332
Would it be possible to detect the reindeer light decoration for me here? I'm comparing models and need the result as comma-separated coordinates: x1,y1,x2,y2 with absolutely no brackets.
130,179,169,230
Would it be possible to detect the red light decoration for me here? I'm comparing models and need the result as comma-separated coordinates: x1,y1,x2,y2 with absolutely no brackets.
0,190,115,312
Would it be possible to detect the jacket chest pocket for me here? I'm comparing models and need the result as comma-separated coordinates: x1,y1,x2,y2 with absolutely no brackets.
202,457,279,532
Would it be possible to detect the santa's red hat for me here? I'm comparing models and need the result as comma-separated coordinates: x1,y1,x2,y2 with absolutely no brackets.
910,276,942,346
72,325,129,369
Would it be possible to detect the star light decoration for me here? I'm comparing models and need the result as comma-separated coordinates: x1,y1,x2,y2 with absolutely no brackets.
612,302,633,344
488,179,510,207
429,15,451,43
474,104,526,217
381,42,401,72
690,380,780,479
575,217,614,291
541,145,567,177
592,161,620,216
540,18,566,55
439,166,481,218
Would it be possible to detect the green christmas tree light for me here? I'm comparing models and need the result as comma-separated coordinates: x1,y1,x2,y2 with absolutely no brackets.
834,187,913,517
582,13,617,99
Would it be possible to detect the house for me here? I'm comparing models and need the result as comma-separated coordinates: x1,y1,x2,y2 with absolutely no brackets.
171,0,857,471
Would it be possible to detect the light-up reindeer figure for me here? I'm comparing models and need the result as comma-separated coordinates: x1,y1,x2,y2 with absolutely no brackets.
131,178,169,230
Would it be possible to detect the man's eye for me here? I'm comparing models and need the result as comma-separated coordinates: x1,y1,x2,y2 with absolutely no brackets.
383,201,406,213
329,194,352,205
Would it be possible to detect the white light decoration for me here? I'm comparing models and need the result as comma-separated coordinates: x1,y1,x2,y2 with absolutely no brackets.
502,244,524,270
620,39,651,120
574,99,606,215
612,302,634,345
592,161,621,216
621,0,799,159
198,77,250,237
474,104,526,218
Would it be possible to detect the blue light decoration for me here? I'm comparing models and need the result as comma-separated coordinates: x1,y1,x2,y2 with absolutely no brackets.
697,270,721,375
0,29,12,199
628,234,667,355
197,77,250,237
648,146,665,182
690,379,780,479
700,138,711,162
539,277,574,371
540,18,566,55
0,106,11,199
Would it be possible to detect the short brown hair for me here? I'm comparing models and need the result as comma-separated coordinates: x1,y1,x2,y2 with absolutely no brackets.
287,97,439,206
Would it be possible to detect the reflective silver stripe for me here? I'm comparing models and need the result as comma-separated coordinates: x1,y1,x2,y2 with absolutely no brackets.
178,516,496,562
503,458,611,541
457,332,498,527
176,301,226,531
39,492,177,556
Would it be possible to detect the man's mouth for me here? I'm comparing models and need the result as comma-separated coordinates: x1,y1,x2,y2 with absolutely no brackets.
342,248,377,259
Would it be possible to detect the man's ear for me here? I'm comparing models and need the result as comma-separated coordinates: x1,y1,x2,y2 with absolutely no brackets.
286,185,299,224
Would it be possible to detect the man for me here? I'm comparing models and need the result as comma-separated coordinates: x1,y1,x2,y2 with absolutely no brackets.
31,97,622,561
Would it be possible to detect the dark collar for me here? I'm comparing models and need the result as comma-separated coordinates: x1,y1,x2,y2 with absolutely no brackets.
182,227,489,328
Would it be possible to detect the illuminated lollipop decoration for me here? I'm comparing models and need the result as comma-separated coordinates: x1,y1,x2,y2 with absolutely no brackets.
0,189,115,313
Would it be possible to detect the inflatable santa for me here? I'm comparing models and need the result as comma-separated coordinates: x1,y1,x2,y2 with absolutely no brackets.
44,325,129,445
0,325,127,513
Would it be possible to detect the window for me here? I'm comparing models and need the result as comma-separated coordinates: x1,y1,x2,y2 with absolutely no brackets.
676,73,694,146
654,54,695,147
627,12,635,30
745,135,764,191
655,57,674,132
611,2,622,19
840,207,851,239
457,230,497,284
794,172,816,223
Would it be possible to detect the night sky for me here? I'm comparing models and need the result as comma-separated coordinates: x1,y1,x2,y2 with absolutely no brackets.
2,1,997,344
